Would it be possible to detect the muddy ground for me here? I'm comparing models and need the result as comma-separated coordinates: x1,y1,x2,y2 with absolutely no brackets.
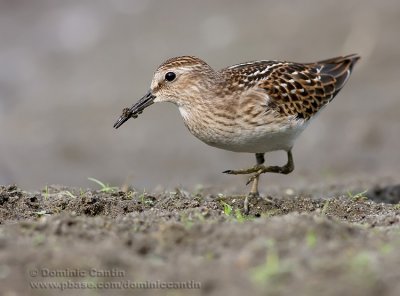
1,181,400,296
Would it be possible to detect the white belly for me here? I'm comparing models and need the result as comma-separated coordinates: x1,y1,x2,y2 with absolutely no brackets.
203,124,307,153
179,105,309,153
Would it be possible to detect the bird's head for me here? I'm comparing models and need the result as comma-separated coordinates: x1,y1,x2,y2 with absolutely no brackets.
114,56,218,129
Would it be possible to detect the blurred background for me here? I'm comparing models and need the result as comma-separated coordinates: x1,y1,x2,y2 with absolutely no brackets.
0,0,399,192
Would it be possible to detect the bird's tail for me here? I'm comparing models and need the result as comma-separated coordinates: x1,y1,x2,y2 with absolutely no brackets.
313,54,360,96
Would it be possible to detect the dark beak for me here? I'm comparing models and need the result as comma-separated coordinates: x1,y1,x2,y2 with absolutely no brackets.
113,91,155,129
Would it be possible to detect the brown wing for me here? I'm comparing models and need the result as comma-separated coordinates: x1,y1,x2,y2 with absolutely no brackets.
258,54,360,120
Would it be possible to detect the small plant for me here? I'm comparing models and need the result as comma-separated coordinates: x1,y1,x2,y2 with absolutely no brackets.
321,199,330,215
88,177,118,193
138,189,154,205
79,188,85,197
347,190,368,201
251,240,285,285
43,186,49,199
235,208,245,223
222,202,233,216
140,193,146,204
180,213,194,229
221,202,252,222
34,210,49,217
64,190,76,199
306,230,317,248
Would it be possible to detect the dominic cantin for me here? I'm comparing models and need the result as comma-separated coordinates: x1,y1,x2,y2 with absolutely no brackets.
40,268,125,278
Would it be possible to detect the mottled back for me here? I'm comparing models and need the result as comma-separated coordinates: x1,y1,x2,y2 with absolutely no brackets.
221,54,360,120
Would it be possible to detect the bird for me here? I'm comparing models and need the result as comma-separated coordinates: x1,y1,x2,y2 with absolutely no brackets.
114,54,360,214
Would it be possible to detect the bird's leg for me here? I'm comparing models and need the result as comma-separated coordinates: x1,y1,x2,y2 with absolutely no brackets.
244,153,265,214
223,150,294,177
223,150,294,214
245,150,294,185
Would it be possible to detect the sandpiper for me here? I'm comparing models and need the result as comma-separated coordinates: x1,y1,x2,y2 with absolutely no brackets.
114,54,360,213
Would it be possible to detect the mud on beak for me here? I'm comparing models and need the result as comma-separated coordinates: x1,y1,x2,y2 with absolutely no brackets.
113,91,155,129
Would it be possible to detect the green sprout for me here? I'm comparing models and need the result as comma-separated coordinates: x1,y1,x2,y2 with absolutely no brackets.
137,189,154,206
222,202,233,216
306,230,317,248
221,202,251,222
251,240,284,285
347,190,368,201
64,191,76,199
235,208,245,223
88,177,118,193
43,185,49,199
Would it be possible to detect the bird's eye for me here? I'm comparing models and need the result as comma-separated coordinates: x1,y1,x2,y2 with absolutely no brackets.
165,72,176,82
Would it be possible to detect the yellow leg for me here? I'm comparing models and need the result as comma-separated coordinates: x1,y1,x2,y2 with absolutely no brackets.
224,150,294,214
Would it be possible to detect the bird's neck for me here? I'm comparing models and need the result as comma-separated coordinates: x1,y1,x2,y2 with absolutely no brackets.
176,85,239,146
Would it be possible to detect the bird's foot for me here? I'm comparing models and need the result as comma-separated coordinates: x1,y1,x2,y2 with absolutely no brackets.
223,165,265,175
244,192,275,214
244,191,259,214
224,163,294,185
